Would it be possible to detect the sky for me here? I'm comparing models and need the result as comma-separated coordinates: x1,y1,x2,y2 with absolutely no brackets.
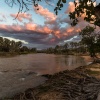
0,0,99,49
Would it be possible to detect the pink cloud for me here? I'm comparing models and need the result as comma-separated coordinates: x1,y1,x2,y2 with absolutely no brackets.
0,22,53,35
24,23,52,34
25,22,37,31
1,4,94,45
34,5,57,24
65,2,75,13
0,20,93,45
10,13,32,22
0,24,23,32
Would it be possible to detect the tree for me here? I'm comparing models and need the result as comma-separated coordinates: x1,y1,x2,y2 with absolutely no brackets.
30,48,37,53
10,40,16,52
96,34,100,52
15,41,22,52
54,45,60,53
20,46,29,53
69,2,100,26
0,37,3,51
79,25,100,59
64,43,68,50
54,0,100,26
77,41,87,53
3,38,11,52
46,47,54,54
5,0,100,26
70,42,74,49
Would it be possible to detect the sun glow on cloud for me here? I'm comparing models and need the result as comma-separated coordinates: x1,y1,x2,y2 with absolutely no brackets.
64,35,79,42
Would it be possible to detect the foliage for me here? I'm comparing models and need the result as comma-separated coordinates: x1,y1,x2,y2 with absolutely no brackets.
45,41,88,54
79,25,100,57
0,37,37,54
69,1,100,26
54,0,100,26
5,0,100,26
0,37,22,52
54,0,66,15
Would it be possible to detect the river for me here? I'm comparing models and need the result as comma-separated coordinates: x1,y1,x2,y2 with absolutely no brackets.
0,53,90,98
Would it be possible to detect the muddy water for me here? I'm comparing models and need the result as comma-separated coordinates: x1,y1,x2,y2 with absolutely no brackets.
0,54,89,98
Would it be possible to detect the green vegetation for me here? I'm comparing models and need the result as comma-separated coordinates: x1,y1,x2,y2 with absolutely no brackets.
45,41,89,55
0,37,37,56
54,0,100,26
44,26,100,61
79,26,100,58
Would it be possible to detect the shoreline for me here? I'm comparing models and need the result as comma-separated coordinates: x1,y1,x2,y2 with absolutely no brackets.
1,55,100,100
7,62,100,100
0,52,37,58
81,55,93,62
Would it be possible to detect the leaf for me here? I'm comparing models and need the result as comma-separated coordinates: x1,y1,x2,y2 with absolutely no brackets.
62,0,66,3
57,0,61,6
60,4,63,7
56,11,58,15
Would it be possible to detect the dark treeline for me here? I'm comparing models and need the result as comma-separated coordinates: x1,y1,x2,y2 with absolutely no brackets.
45,41,87,55
45,40,100,56
45,26,100,58
0,37,37,55
0,26,99,58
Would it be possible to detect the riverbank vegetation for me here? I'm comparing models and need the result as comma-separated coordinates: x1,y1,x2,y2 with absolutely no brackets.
45,26,100,61
0,26,99,60
0,37,37,56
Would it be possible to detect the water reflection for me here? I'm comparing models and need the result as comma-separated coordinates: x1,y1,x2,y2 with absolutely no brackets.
0,54,87,98
0,54,86,75
53,55,85,73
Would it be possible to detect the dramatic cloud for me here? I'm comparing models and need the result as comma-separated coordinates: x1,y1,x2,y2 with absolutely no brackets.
0,21,81,48
1,2,98,49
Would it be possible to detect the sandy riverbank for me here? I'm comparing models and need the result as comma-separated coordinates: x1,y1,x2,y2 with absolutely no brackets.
81,55,93,62
6,62,99,100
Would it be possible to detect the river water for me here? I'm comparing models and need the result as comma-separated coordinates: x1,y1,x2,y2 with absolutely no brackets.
0,53,89,98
